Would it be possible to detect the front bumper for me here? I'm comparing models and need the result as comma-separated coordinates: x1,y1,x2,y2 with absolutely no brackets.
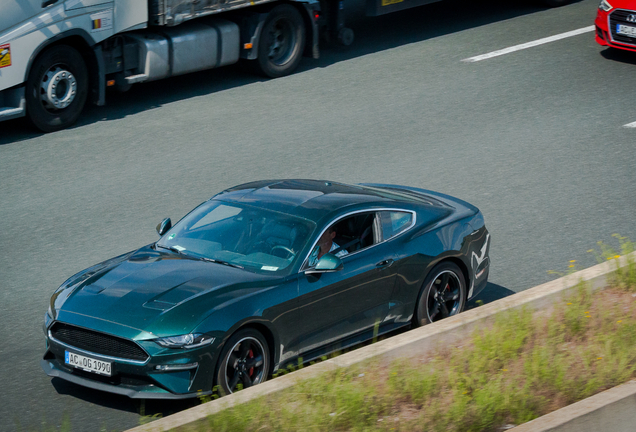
42,321,220,399
595,8,636,52
40,358,207,399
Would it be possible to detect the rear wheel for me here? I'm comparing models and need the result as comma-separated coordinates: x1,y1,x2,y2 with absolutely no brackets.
215,328,270,395
26,45,88,133
255,5,306,78
414,262,466,326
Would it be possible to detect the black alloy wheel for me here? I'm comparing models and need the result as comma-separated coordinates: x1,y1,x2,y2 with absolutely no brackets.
255,4,305,78
215,328,269,395
26,45,88,133
415,262,466,326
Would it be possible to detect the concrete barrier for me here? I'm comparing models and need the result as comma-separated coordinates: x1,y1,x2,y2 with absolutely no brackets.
128,251,636,432
510,380,636,432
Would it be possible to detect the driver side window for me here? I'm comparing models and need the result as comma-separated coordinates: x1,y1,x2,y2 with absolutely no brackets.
331,212,381,254
307,212,381,268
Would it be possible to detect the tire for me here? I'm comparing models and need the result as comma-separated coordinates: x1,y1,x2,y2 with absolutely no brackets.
255,5,306,78
338,27,354,47
414,262,467,326
26,45,88,133
215,328,270,395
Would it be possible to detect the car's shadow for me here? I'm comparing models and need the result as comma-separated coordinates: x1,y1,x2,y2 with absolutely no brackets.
50,281,515,420
466,282,516,309
51,378,198,418
600,46,636,65
1,0,574,144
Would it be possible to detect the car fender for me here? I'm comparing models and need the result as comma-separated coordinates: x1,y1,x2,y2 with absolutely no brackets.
388,218,475,320
189,315,280,394
193,278,299,369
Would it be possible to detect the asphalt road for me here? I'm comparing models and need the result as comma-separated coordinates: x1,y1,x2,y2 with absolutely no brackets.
1,0,635,430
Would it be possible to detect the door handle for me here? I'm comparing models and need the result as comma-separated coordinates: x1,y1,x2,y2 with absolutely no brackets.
375,259,394,269
42,0,60,7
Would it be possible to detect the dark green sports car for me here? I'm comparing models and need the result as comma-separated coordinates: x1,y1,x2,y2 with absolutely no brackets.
41,180,490,399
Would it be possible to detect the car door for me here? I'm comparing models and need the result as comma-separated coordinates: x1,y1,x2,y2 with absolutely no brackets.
289,211,399,356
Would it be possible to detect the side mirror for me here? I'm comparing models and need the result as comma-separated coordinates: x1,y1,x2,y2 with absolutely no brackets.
305,254,343,274
156,218,172,236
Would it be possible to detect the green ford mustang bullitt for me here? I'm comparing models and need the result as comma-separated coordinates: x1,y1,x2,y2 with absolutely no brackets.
42,180,490,399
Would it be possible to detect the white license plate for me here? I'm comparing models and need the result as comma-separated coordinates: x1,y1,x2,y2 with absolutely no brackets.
617,24,636,37
65,351,112,376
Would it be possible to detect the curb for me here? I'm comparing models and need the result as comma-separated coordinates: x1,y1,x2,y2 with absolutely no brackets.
509,380,636,432
128,251,636,432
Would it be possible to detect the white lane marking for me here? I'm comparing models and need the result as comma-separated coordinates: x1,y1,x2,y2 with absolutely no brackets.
623,121,636,128
462,25,595,62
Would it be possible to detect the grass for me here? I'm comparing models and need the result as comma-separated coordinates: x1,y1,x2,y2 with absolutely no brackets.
178,239,636,432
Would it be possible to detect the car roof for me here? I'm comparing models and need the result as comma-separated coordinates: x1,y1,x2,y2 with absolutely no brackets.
212,179,446,223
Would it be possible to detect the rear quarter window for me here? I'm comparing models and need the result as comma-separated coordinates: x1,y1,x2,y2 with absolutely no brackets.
379,211,413,240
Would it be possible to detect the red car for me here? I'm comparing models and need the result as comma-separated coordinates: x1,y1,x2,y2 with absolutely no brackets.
596,0,636,52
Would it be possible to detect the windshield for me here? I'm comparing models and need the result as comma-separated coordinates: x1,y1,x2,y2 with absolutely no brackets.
156,200,315,275
1,1,41,34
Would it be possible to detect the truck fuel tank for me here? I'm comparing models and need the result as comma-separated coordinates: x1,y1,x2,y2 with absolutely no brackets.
124,19,239,83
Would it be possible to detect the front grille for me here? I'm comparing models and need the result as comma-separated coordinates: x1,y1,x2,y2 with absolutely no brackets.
50,322,149,362
609,9,636,46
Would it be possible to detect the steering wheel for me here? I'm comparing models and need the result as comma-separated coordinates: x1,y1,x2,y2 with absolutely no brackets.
271,245,296,259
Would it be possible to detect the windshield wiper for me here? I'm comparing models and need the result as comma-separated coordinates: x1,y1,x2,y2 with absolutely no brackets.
155,244,184,255
198,257,244,269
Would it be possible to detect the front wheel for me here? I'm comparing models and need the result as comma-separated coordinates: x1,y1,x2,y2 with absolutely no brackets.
26,45,88,133
255,5,306,78
414,262,467,326
215,328,270,395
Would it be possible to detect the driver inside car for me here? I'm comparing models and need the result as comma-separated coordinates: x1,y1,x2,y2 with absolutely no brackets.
308,226,348,267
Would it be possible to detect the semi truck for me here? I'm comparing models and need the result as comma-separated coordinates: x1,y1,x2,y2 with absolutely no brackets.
0,0,572,132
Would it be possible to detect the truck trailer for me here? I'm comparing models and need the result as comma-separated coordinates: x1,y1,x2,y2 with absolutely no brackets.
0,0,572,132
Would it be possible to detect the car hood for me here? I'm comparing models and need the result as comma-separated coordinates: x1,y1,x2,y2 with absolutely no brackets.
54,245,276,339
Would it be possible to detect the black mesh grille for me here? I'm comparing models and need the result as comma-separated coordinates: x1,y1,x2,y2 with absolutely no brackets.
609,10,636,46
51,322,149,361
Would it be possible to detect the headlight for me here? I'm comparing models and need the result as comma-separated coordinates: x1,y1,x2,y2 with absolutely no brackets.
599,0,612,11
153,333,215,349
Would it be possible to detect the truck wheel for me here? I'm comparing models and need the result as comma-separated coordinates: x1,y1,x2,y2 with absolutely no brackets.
256,5,306,78
338,28,354,47
26,45,88,133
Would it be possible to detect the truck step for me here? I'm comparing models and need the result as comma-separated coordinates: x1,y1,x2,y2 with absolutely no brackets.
125,74,149,84
0,106,25,121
